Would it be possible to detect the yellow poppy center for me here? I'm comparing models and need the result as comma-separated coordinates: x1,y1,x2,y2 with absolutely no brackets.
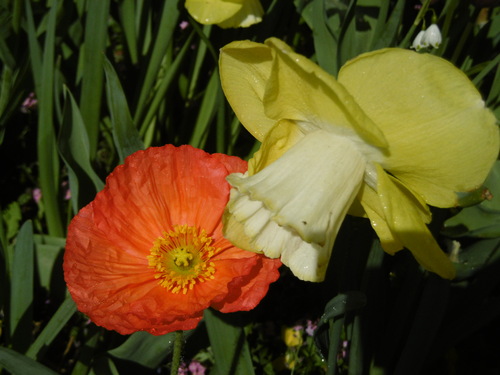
148,225,220,294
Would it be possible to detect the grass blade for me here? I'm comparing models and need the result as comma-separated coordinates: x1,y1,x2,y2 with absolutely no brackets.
26,297,76,360
0,347,59,375
204,309,255,375
188,70,220,148
79,0,110,158
139,32,195,136
9,220,34,352
103,57,144,162
26,0,64,237
59,87,105,212
133,1,180,125
118,0,138,64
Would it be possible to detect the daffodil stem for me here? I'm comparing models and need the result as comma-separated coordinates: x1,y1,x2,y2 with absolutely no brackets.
170,330,183,375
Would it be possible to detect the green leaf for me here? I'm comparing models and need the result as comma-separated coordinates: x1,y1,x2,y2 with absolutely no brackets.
71,326,101,375
204,309,255,375
108,331,185,369
139,31,195,137
89,356,120,375
320,291,367,323
59,87,104,212
118,0,138,64
189,70,221,148
0,347,59,375
25,0,64,237
33,234,66,292
444,161,500,238
133,0,180,125
309,0,341,75
103,58,144,162
26,297,77,360
79,0,110,158
10,220,34,352
453,237,500,281
371,0,405,50
3,201,22,241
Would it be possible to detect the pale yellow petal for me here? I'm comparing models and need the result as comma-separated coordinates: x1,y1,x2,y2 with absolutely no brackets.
224,129,367,281
219,40,276,141
186,0,240,24
185,0,263,28
224,188,330,281
263,38,387,148
357,184,403,254
219,38,388,149
248,119,304,174
375,165,456,279
338,48,499,207
217,0,263,28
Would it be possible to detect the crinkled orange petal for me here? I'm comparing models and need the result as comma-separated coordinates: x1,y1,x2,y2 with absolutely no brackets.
64,145,280,335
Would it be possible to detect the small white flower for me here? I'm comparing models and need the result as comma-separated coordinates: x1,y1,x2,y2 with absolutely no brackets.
411,30,428,51
423,24,442,49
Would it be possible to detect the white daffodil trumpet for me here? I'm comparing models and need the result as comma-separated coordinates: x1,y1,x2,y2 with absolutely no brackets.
219,38,499,282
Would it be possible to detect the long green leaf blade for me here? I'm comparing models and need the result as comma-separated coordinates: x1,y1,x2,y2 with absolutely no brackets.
59,87,104,212
9,220,34,352
26,297,76,359
0,347,59,375
79,0,110,158
103,58,144,162
133,0,180,125
204,309,255,375
28,0,64,237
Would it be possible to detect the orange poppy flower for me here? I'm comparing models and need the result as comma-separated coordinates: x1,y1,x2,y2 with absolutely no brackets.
64,145,281,335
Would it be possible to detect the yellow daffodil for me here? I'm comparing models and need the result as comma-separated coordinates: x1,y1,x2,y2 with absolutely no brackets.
185,0,263,28
219,37,499,282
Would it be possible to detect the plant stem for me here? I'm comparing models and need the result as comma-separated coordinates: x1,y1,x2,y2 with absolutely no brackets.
170,330,183,375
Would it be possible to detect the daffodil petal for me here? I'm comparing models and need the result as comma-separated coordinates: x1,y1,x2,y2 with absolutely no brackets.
219,40,276,141
262,38,387,148
375,165,456,279
224,188,329,281
217,0,263,28
248,119,304,174
224,129,366,281
185,0,263,28
219,38,388,149
186,0,241,24
357,184,403,254
338,48,499,207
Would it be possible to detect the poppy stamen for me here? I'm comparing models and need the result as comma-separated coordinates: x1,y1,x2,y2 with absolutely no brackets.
148,225,219,294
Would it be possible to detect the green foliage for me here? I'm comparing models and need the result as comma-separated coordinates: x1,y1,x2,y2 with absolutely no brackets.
445,161,500,238
0,0,499,374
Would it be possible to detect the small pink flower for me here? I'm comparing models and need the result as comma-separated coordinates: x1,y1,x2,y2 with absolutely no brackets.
33,188,42,204
21,92,38,113
61,181,71,200
179,20,189,30
188,360,206,375
177,362,189,375
305,319,318,336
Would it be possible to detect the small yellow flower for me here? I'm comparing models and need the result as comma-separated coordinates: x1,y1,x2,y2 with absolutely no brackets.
219,38,499,282
283,326,303,347
185,0,263,28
